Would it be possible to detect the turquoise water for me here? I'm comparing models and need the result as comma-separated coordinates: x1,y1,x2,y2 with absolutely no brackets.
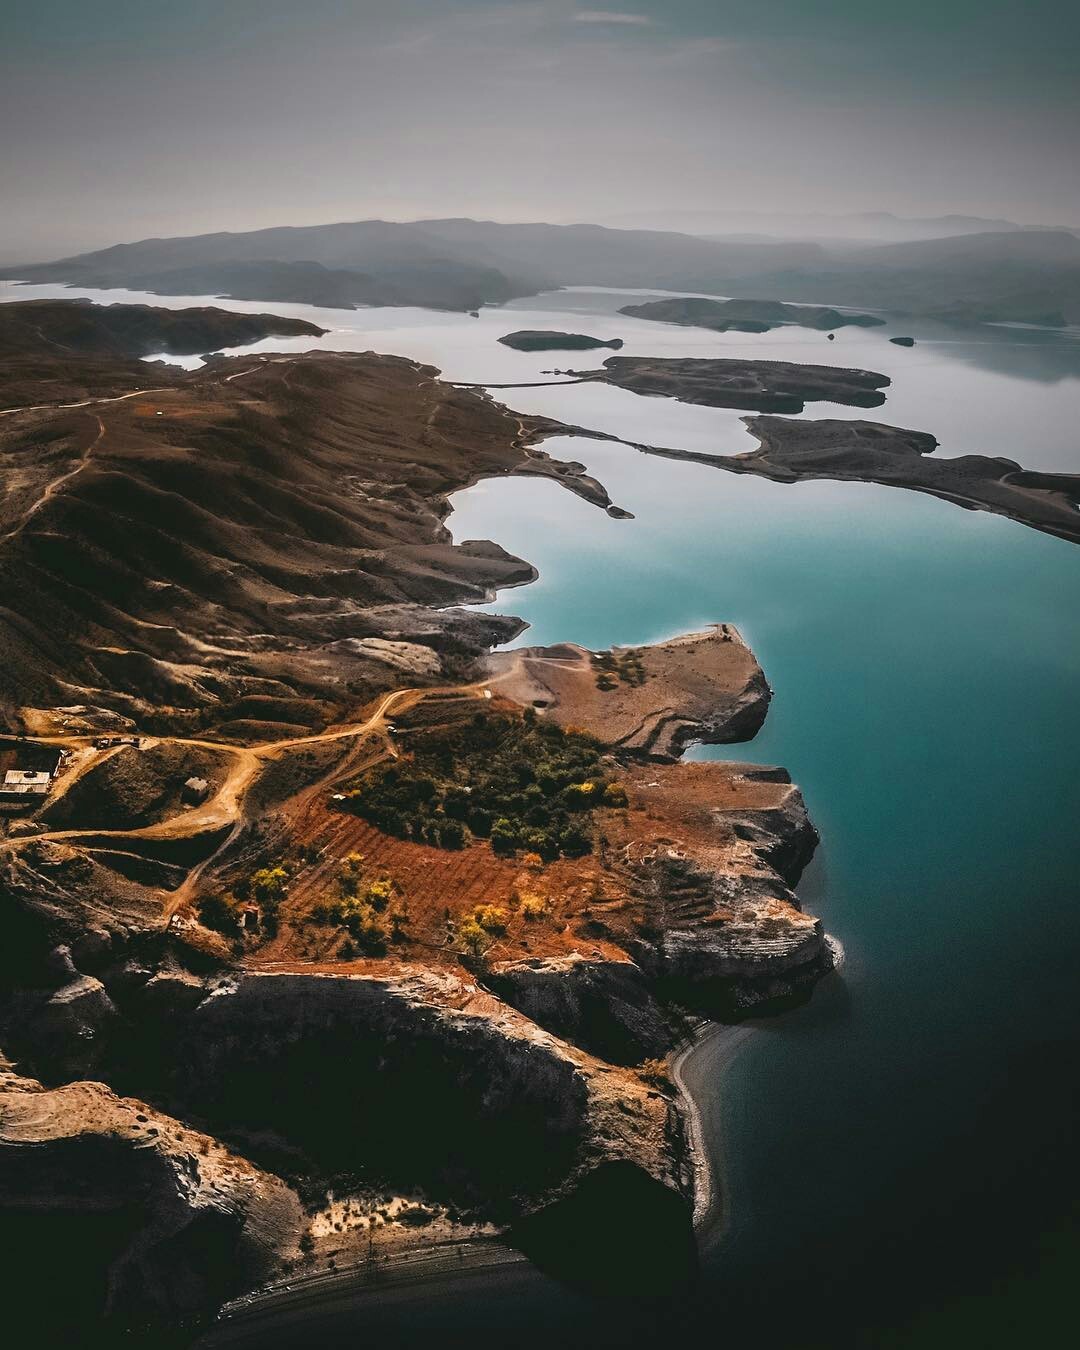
5,278,1080,1346
449,440,1080,1345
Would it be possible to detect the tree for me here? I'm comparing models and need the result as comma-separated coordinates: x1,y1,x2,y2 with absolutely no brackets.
438,818,466,849
560,825,592,857
249,866,289,903
472,905,508,935
490,818,519,856
363,878,395,911
197,892,238,935
603,782,629,808
458,918,492,961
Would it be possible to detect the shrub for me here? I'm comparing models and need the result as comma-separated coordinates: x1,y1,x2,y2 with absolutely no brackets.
437,818,467,849
364,878,395,911
490,818,519,856
603,782,629,808
458,918,492,960
562,782,598,811
197,892,238,934
249,866,289,903
338,852,366,895
519,894,550,922
472,905,508,935
351,907,389,955
560,825,592,857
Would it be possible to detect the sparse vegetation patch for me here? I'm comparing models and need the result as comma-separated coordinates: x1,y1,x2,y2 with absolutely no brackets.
592,648,646,691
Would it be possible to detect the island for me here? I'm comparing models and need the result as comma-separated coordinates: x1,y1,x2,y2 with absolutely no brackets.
562,354,891,412
619,296,885,333
0,298,831,1338
499,329,624,351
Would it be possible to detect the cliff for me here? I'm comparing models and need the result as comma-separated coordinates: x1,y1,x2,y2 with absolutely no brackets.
0,1054,302,1336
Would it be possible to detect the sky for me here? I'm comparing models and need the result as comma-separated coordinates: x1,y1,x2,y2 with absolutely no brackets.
3,0,1078,259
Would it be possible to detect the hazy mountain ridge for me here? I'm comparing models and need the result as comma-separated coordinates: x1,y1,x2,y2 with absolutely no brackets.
7,219,830,312
9,219,1080,326
609,208,1080,244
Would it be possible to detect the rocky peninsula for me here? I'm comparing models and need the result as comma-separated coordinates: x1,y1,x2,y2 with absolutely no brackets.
606,415,1080,548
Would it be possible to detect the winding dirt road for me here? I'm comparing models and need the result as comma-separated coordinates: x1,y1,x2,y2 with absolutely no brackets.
6,680,495,921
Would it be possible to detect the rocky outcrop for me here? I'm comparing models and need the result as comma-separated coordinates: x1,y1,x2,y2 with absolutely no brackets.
607,762,830,1016
486,627,770,762
30,973,120,1079
642,849,831,1014
0,840,165,977
0,1054,302,1334
488,955,675,1065
42,742,228,831
116,967,696,1288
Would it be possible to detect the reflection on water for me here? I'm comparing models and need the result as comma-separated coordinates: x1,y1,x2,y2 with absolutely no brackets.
3,277,1080,469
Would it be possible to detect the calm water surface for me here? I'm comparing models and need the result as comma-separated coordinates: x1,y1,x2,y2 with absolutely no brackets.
4,279,1079,1347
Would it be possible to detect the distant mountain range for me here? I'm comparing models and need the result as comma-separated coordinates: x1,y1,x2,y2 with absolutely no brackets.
605,208,1080,245
6,219,828,312
6,217,1080,327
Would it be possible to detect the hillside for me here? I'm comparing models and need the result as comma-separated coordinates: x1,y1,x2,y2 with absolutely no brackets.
0,299,325,404
9,218,828,312
0,317,599,734
702,230,1080,326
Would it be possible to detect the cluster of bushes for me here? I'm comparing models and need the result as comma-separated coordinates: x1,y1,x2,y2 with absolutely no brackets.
311,855,409,955
196,862,291,938
592,648,646,692
456,904,510,959
339,712,625,861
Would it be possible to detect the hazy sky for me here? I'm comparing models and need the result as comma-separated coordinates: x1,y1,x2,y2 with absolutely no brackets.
3,0,1078,258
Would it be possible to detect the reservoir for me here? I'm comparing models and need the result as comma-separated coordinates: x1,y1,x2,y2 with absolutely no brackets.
3,279,1079,1347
